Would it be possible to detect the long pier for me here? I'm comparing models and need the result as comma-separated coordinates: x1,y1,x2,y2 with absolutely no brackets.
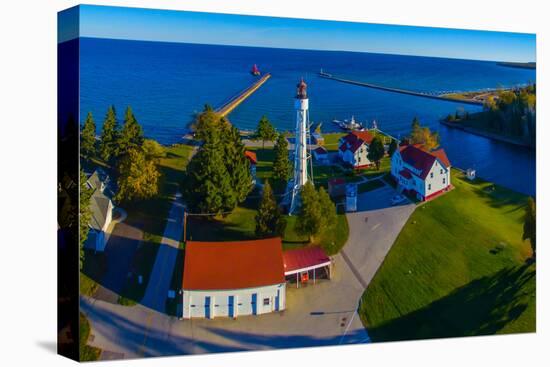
319,73,483,106
216,73,271,117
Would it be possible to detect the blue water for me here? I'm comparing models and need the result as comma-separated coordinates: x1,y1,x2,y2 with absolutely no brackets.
79,37,535,195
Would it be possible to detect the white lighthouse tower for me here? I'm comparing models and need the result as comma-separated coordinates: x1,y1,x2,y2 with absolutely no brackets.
289,78,314,215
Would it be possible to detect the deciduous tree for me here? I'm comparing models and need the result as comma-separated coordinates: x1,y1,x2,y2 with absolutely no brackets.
295,182,336,243
142,139,166,161
79,169,93,269
255,115,277,149
116,148,160,202
367,136,385,170
523,197,536,259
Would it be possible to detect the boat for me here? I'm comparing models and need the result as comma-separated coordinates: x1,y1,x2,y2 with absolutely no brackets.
331,116,364,131
251,64,261,76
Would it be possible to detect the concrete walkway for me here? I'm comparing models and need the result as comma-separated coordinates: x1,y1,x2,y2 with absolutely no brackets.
141,192,185,313
82,186,415,359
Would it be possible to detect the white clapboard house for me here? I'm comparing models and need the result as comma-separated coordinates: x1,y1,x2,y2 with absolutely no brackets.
391,144,452,201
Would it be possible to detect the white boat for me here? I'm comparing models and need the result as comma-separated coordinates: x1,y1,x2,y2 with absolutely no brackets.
331,115,364,131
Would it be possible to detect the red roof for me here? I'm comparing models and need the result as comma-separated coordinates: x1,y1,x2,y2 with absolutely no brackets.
244,150,257,165
398,144,451,179
283,246,331,275
339,131,375,153
314,146,328,155
183,238,284,290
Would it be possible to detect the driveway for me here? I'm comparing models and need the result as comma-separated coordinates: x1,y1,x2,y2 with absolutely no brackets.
82,186,416,359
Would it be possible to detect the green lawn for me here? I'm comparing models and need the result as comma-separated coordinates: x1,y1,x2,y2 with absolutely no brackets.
117,144,193,305
79,312,102,361
321,132,346,152
359,169,535,341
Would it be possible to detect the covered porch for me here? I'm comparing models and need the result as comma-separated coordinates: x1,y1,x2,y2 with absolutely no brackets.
283,246,332,288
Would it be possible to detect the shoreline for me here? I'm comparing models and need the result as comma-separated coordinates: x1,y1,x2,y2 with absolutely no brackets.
440,120,534,149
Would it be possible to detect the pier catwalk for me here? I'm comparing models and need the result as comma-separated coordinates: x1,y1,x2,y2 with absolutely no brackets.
319,73,483,106
216,73,271,117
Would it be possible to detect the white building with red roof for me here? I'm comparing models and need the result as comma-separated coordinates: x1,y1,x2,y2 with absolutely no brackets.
182,238,332,319
391,144,452,201
338,130,376,169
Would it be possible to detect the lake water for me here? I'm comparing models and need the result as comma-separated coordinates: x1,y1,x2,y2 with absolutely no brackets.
79,37,536,195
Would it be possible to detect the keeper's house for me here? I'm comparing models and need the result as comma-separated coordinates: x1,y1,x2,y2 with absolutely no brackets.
338,131,375,169
391,144,452,201
182,238,286,319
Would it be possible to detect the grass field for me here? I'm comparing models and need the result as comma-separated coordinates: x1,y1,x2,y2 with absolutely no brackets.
79,312,102,361
359,170,535,341
114,144,194,305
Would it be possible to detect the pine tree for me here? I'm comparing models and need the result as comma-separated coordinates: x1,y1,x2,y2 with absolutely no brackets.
81,112,96,157
295,182,322,243
272,134,291,183
185,131,235,214
255,181,286,237
79,169,93,270
115,148,160,202
367,136,385,170
193,104,225,142
99,106,119,162
118,106,144,157
255,115,277,149
222,124,253,203
388,139,398,157
523,197,536,259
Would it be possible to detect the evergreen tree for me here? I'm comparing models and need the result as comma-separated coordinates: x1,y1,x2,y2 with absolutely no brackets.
99,106,119,162
388,139,398,157
185,131,235,214
222,124,253,203
81,112,96,157
118,106,144,157
115,148,160,202
79,169,93,270
272,134,291,182
255,181,286,237
367,136,385,170
255,115,277,149
523,197,536,259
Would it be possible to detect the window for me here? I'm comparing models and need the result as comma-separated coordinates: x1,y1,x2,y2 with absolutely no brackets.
440,169,443,174
263,298,270,306
428,184,432,190
430,172,434,178
443,178,446,184
358,157,361,163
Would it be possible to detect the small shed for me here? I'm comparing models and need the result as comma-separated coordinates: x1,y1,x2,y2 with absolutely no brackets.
313,146,329,164
466,168,476,181
345,183,358,212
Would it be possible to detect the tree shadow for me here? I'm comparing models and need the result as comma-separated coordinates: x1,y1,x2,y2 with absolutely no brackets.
364,264,536,342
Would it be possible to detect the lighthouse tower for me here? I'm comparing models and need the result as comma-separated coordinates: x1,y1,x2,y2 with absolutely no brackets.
289,78,314,215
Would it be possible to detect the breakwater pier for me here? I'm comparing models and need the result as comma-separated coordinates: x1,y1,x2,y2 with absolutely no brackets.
319,73,484,106
216,73,272,117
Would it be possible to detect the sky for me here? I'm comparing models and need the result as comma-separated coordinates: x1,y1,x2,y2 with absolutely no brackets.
59,5,536,62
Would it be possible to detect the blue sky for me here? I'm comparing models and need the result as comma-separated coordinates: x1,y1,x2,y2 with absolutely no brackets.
59,5,536,62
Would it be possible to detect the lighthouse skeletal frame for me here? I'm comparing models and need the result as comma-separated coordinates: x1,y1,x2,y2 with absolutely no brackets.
289,78,314,215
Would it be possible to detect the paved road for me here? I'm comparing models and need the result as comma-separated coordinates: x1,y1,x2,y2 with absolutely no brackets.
142,192,185,313
82,186,415,359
